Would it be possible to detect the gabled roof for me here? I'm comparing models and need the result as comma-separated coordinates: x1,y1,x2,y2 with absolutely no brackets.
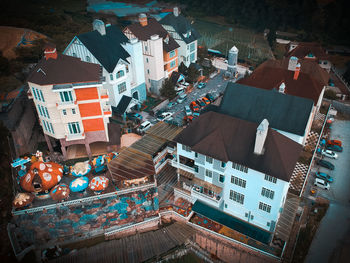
286,42,329,60
219,83,314,136
27,54,101,85
174,111,302,182
77,25,130,73
160,13,200,44
237,59,325,105
126,17,179,52
113,95,132,115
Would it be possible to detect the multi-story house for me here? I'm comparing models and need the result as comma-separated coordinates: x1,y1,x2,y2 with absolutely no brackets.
123,14,180,95
172,111,302,237
64,19,146,108
159,7,200,67
27,45,116,159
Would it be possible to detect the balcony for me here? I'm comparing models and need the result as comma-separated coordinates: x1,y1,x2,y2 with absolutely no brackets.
100,89,109,99
191,186,223,208
65,132,85,141
56,100,77,109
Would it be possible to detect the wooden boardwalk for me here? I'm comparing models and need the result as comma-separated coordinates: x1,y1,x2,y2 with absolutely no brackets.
51,222,195,263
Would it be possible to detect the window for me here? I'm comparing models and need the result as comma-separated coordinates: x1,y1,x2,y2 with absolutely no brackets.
146,58,149,63
181,144,191,152
145,46,148,52
259,202,271,213
229,190,244,204
190,52,195,62
42,120,54,134
195,152,198,158
68,122,81,134
62,109,67,115
118,82,127,94
190,42,195,52
38,105,50,118
205,169,212,178
267,222,270,227
126,65,129,73
116,70,125,78
86,56,91,62
232,162,248,173
169,50,176,58
231,176,246,188
147,69,150,74
219,174,225,183
49,123,54,134
187,45,189,50
221,162,226,168
206,156,213,164
261,187,275,199
170,60,176,68
59,91,73,102
110,74,113,81
32,87,45,102
225,204,227,208
72,52,77,57
37,105,43,116
72,108,76,114
44,106,50,119
32,88,38,100
264,174,277,183
186,56,189,62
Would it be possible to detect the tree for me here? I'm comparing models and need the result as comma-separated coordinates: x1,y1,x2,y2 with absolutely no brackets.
160,79,176,99
187,64,200,83
178,62,187,75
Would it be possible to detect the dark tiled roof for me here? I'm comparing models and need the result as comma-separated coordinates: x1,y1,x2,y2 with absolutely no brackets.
113,95,132,115
126,18,179,52
219,83,314,136
77,25,130,73
27,54,100,85
174,111,302,182
160,13,200,44
237,59,325,105
286,42,329,60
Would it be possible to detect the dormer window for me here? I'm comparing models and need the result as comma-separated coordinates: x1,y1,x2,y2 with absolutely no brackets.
86,56,91,62
116,70,125,78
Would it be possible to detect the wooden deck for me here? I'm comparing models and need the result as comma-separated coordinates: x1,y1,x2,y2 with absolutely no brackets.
51,222,195,263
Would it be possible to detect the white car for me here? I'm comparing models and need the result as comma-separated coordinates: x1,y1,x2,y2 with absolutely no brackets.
184,106,192,116
177,93,187,103
175,85,185,93
314,178,330,190
138,121,152,133
157,112,173,121
321,149,338,159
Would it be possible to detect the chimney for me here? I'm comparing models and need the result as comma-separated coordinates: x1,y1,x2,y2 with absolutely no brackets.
293,63,301,80
254,119,269,155
173,7,180,17
288,56,298,71
93,19,106,35
279,82,285,93
44,43,57,60
139,13,148,27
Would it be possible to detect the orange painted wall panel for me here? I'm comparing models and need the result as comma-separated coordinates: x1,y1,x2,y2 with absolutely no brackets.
78,102,102,117
82,118,105,132
75,87,99,101
163,49,178,62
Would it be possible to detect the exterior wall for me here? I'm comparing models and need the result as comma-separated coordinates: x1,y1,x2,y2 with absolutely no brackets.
131,82,147,102
175,143,289,232
64,37,100,65
163,49,178,75
316,86,326,111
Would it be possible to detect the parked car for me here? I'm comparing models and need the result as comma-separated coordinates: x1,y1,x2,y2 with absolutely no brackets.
327,139,342,147
128,113,143,122
193,112,200,117
183,115,193,123
177,93,187,103
206,93,215,102
316,159,335,170
175,85,186,93
196,99,206,107
181,82,190,87
190,101,200,112
202,97,210,105
326,144,343,152
316,172,333,183
314,178,330,190
167,101,177,109
138,121,152,133
197,82,206,89
184,106,192,116
321,149,338,159
157,112,173,121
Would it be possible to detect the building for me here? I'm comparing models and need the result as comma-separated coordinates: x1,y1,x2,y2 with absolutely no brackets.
172,111,302,236
27,45,118,159
124,14,180,95
210,83,314,145
64,20,146,108
159,7,200,67
238,57,328,111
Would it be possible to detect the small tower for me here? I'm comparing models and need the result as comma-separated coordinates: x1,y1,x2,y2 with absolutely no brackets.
93,19,106,36
227,46,238,77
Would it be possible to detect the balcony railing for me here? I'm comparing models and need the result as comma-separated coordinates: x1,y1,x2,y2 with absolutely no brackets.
191,186,223,208
66,132,85,141
56,100,76,108
171,160,195,174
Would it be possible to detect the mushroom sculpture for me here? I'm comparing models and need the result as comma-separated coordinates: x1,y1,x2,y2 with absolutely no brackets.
71,162,91,177
89,176,109,194
69,176,89,193
50,184,70,201
13,193,35,208
20,161,63,198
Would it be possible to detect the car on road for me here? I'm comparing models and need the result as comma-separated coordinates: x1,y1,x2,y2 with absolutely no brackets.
321,149,338,159
314,178,330,190
167,101,177,109
177,93,187,103
184,106,192,116
138,121,152,133
316,159,335,170
157,112,173,121
190,101,200,112
197,82,206,89
326,144,343,152
202,97,210,105
196,99,206,108
206,93,215,102
316,172,334,183
327,139,342,147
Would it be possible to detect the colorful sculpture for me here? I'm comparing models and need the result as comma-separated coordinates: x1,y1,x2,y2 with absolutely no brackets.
50,184,70,201
89,176,109,193
71,162,91,177
13,193,35,208
69,176,89,193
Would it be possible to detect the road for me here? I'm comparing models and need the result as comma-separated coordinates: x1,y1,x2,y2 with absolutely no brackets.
305,120,350,263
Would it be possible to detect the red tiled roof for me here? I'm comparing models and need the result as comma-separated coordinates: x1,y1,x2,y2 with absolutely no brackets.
286,42,329,60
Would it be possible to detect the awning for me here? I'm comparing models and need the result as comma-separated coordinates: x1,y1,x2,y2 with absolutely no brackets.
192,200,272,244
